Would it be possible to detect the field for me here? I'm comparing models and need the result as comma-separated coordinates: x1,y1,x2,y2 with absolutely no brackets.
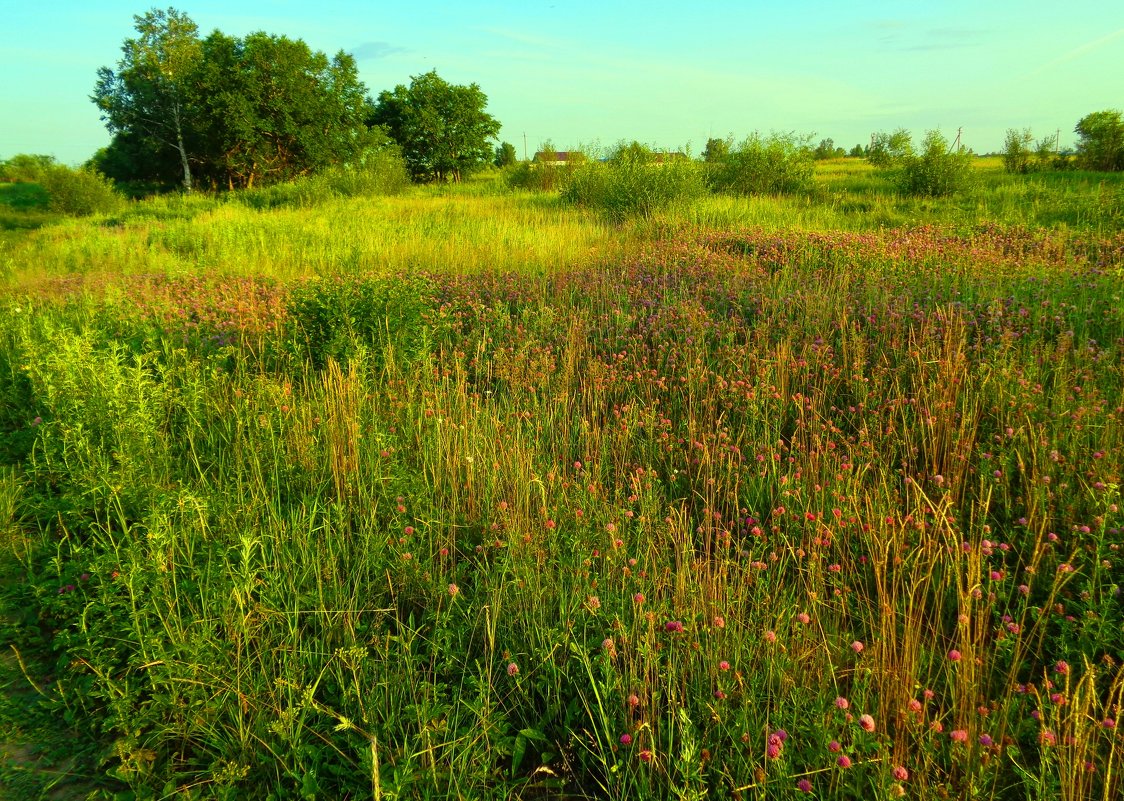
0,159,1122,800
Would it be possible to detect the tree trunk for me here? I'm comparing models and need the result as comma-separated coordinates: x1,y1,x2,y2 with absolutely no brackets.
172,102,193,193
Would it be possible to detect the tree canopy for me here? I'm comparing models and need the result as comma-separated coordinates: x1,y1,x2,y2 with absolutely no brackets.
1074,110,1124,172
371,71,501,182
92,7,377,190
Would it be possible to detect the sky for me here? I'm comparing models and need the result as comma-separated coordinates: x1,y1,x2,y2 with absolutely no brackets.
2,0,1123,165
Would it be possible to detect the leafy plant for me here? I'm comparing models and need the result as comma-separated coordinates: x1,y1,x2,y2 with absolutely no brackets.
707,132,815,195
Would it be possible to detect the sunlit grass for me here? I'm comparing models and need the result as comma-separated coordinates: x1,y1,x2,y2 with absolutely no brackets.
0,170,1122,800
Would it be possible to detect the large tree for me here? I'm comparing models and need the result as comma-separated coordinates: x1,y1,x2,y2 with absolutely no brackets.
93,7,374,191
93,7,202,192
371,71,500,182
1074,110,1124,172
194,31,371,188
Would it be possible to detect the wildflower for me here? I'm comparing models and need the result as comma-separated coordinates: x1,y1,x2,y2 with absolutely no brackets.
950,729,969,743
619,733,632,746
828,740,842,753
837,754,852,768
796,612,811,625
1039,730,1057,747
948,649,962,662
851,641,864,653
1103,718,1116,729
506,662,519,677
664,620,684,633
1054,660,1069,675
764,630,777,643
713,615,725,628
633,592,644,604
628,694,640,708
835,696,850,710
719,660,731,671
447,583,459,597
638,749,652,762
979,734,993,746
859,714,876,732
602,638,615,655
796,778,813,793
892,765,909,781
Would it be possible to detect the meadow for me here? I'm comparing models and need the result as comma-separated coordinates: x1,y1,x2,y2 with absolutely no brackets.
0,158,1122,800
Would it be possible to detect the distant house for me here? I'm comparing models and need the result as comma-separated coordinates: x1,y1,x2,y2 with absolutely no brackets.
532,151,581,166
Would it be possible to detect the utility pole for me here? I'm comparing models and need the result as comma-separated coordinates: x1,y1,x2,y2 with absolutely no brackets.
523,132,528,162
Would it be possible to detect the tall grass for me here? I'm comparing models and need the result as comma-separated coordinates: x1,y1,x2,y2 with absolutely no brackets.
0,178,1122,799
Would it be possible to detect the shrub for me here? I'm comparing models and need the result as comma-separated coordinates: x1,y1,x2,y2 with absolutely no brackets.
866,129,913,167
37,165,125,216
708,133,815,196
561,153,707,221
315,149,411,197
896,130,974,197
1003,128,1034,174
0,153,56,183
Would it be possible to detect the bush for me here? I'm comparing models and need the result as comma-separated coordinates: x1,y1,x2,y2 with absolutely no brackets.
561,153,707,221
0,153,56,183
235,150,410,209
37,165,124,216
896,130,973,197
1003,128,1034,174
866,129,913,167
708,133,815,196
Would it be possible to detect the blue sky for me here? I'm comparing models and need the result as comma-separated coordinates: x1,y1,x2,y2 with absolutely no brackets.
2,0,1122,164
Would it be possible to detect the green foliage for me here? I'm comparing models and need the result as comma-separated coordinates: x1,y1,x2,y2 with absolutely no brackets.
93,8,202,192
0,154,56,183
286,276,438,368
37,164,125,216
707,132,815,195
494,141,518,168
896,130,974,197
93,8,373,192
193,30,372,188
1003,128,1035,174
813,137,845,160
371,70,501,182
1074,109,1124,172
866,128,913,167
702,137,731,163
561,153,707,220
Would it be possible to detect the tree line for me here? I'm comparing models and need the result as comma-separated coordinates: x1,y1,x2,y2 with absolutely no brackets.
90,7,501,191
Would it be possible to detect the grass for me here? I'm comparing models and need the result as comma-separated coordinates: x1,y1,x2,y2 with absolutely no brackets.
0,163,1122,800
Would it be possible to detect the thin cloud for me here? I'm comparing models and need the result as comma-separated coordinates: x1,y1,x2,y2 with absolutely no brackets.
1026,27,1124,76
350,41,407,60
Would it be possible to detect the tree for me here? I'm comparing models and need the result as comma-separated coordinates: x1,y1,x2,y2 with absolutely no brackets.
813,138,837,160
848,144,865,158
702,137,731,163
371,71,501,182
867,129,913,167
494,141,517,167
194,31,371,188
93,8,202,192
93,9,376,191
1002,128,1034,174
1074,110,1124,171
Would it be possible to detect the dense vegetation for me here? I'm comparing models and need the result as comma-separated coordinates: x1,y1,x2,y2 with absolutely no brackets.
0,159,1121,800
